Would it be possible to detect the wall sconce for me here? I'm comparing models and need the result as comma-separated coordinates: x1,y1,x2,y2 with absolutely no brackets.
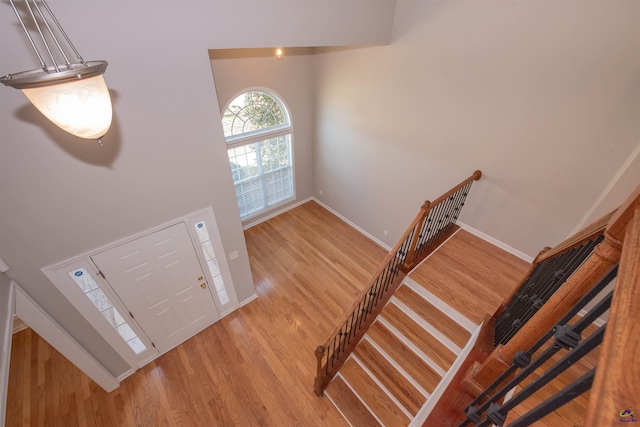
275,48,284,60
1,0,112,143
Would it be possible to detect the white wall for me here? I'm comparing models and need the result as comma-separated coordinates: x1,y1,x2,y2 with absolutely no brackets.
0,0,396,377
574,142,640,232
210,48,316,226
313,0,640,257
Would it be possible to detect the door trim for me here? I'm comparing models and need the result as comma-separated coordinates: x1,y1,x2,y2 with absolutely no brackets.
0,277,15,427
42,207,237,373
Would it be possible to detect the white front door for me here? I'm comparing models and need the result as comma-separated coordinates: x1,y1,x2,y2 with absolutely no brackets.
91,222,219,353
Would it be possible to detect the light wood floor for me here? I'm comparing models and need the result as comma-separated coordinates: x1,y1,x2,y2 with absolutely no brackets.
6,201,532,426
6,201,388,426
409,229,529,324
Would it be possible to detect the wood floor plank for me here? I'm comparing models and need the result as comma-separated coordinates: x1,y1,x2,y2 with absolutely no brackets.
5,202,537,426
326,376,382,427
395,284,471,349
340,358,410,427
409,230,529,324
381,302,457,372
7,201,384,427
354,338,425,416
367,321,442,394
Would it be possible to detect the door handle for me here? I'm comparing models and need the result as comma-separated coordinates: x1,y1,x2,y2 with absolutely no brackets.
200,283,207,289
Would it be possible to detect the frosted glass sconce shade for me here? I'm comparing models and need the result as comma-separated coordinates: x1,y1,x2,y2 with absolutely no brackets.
22,74,112,140
1,0,113,142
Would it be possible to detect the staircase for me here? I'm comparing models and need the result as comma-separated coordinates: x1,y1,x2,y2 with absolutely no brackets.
319,223,532,426
325,276,476,426
318,174,640,426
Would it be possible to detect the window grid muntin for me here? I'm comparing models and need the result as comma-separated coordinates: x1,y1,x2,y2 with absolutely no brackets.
222,91,290,138
227,135,293,219
223,90,294,220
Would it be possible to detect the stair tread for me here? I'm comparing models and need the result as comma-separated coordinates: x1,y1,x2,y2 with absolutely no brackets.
341,358,411,427
354,339,425,416
326,376,382,427
395,284,471,349
407,230,529,325
368,321,442,395
381,303,457,372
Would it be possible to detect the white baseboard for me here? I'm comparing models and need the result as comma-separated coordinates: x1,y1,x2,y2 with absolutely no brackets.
243,197,314,230
308,200,531,261
312,198,391,251
12,315,28,334
116,368,137,383
457,221,534,263
237,293,258,308
243,196,392,253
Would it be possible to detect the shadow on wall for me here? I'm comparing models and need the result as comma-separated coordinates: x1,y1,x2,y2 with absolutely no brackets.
13,89,122,168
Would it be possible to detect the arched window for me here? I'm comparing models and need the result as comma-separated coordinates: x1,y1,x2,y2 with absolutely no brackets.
222,90,294,219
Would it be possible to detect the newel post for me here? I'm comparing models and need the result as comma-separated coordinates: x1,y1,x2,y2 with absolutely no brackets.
404,201,431,270
314,345,325,396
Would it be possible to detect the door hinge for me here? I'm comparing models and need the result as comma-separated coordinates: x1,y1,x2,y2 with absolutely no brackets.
151,342,156,348
128,311,134,319
97,270,106,279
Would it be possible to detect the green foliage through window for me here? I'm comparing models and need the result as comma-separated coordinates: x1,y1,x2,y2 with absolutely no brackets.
222,91,289,138
222,90,293,219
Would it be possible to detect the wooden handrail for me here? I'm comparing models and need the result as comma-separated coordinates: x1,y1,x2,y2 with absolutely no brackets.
604,183,640,243
314,170,482,396
317,170,483,351
585,206,640,427
314,217,418,394
495,211,612,319
404,170,482,271
534,210,613,265
465,183,640,394
318,205,426,352
429,170,482,207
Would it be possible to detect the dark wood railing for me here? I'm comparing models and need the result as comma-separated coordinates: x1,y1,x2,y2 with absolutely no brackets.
493,232,604,346
424,183,640,426
314,170,482,396
457,204,640,426
458,265,617,426
585,205,640,426
404,171,482,271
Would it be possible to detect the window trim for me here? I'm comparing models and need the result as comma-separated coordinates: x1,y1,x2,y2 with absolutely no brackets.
225,124,290,147
222,89,295,220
